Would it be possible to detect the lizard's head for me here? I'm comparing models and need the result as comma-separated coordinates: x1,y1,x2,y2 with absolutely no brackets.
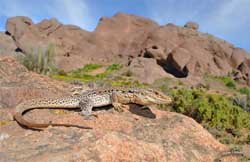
135,89,172,105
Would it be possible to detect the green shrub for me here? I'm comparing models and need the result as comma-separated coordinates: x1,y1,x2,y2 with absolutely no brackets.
69,64,102,77
106,64,122,72
79,64,102,73
239,87,250,95
232,95,250,112
51,63,122,83
217,76,236,89
18,44,56,75
170,88,250,130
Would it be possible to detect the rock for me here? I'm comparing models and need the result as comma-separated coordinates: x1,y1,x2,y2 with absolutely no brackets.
0,55,238,162
0,105,236,162
0,32,18,55
167,48,191,71
184,21,199,30
15,25,55,55
163,47,191,78
6,16,33,40
94,12,159,63
231,48,247,68
213,56,232,72
142,24,238,77
3,13,250,84
0,56,73,108
36,18,62,35
143,45,167,61
237,59,250,85
128,57,173,83
238,59,250,75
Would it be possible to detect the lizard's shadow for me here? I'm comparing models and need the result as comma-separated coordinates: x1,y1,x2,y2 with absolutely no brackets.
128,104,156,119
92,104,156,119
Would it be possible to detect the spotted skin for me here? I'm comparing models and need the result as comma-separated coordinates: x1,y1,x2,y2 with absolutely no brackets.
14,87,172,130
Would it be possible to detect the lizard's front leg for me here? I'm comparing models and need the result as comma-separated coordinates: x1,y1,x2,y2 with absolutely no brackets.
79,99,95,119
111,93,129,112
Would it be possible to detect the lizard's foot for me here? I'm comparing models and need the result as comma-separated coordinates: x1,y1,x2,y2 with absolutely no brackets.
79,100,94,120
79,110,98,120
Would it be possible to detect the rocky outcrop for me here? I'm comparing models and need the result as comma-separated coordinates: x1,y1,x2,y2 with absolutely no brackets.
231,48,247,68
0,104,236,162
128,57,173,83
165,48,191,77
2,13,250,84
95,12,158,62
234,59,250,85
0,32,19,55
6,16,33,40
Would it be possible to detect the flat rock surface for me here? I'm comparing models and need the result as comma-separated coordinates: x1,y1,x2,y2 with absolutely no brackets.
0,106,237,162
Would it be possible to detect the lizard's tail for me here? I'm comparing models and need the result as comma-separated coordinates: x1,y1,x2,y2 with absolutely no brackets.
14,112,92,130
16,97,80,114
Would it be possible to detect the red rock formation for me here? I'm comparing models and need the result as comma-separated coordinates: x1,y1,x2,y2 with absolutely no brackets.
3,13,250,84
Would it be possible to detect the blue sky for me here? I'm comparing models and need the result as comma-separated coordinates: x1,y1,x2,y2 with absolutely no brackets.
0,0,249,51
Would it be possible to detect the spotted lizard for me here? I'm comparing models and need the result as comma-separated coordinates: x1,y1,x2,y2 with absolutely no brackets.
13,87,172,129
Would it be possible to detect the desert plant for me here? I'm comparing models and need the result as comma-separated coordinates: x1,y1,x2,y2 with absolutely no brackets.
239,87,250,95
69,64,102,78
217,76,236,89
232,95,250,112
51,63,123,83
18,44,56,75
170,88,250,130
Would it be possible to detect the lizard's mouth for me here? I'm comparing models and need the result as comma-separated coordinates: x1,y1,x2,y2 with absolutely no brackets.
146,96,172,104
154,96,172,104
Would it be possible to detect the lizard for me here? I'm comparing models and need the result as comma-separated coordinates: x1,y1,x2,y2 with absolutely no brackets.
13,87,172,130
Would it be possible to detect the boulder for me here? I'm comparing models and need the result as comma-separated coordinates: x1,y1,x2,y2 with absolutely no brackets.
164,48,191,77
15,25,55,55
238,59,250,74
94,12,159,62
128,57,173,83
0,32,18,55
184,21,199,30
168,48,191,71
237,59,250,85
0,104,235,162
143,45,167,61
231,48,247,68
6,16,33,40
36,18,62,35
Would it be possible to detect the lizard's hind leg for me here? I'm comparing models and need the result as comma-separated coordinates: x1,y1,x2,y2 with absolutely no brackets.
79,100,95,120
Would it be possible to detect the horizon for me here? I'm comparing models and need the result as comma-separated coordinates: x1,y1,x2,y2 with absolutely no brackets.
0,0,249,52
